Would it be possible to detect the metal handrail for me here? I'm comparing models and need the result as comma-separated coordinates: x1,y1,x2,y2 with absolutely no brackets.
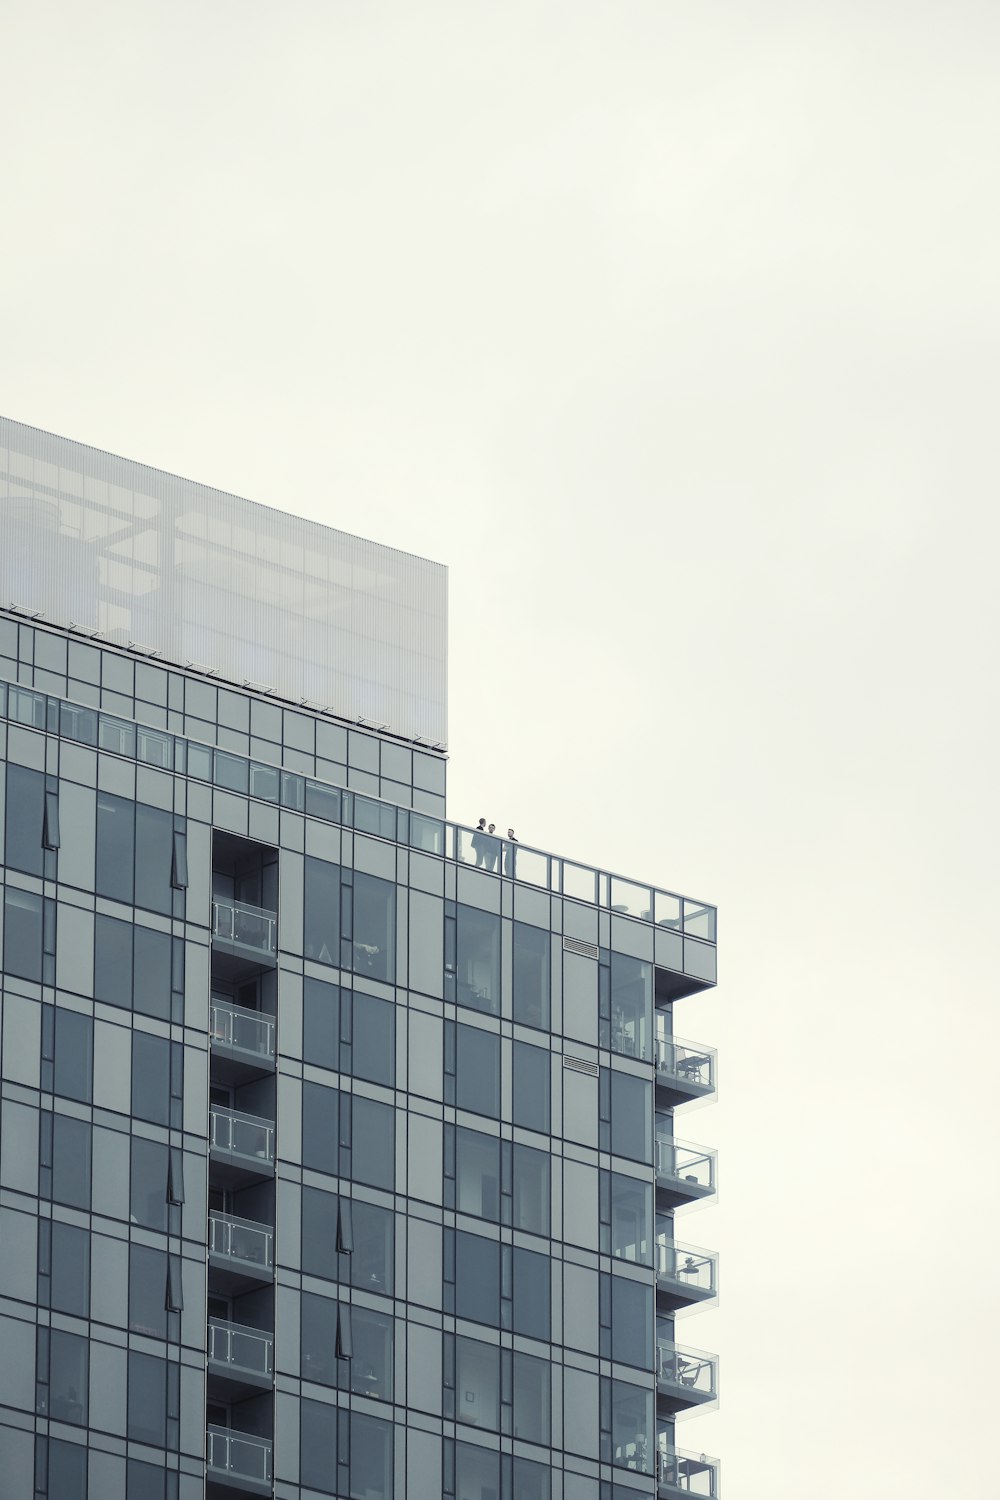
206,1424,272,1482
207,1317,274,1378
209,1105,275,1164
211,896,277,955
208,1211,273,1270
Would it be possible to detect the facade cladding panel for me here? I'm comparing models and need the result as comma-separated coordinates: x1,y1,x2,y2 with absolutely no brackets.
0,416,448,748
0,457,719,1500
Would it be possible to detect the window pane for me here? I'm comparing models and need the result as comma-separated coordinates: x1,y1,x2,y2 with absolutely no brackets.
513,1041,549,1132
611,1379,653,1473
456,1129,500,1222
612,1277,654,1369
611,1175,652,1266
352,874,395,982
52,1116,91,1211
127,1351,166,1445
304,857,340,965
513,1248,550,1338
302,1083,339,1176
96,793,134,904
131,1033,170,1127
131,1138,168,1232
134,804,173,915
94,915,133,1009
129,1244,167,1339
3,887,43,981
513,1457,551,1500
455,1233,499,1325
303,979,340,1072
610,955,652,1062
513,1145,550,1235
456,906,500,1015
350,1307,393,1401
133,927,172,1021
611,1072,652,1165
352,1201,393,1296
48,1438,88,1499
301,1187,338,1281
456,1443,499,1500
350,1412,392,1499
353,992,394,1087
51,1223,90,1318
126,1458,165,1500
352,1097,394,1190
300,1398,337,1492
54,1009,93,1104
513,1352,551,1444
4,763,44,875
513,922,550,1029
456,1026,499,1118
49,1330,88,1425
455,1337,499,1431
301,1291,338,1387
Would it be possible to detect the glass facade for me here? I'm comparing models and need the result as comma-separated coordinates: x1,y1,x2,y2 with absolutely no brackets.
0,461,719,1499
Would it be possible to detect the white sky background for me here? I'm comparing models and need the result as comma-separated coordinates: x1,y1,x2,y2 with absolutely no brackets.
3,2,999,1493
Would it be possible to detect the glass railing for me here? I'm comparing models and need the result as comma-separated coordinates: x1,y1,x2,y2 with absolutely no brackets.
655,1137,717,1195
657,1445,720,1496
655,1238,718,1298
211,998,275,1060
210,1106,275,1166
657,1342,718,1401
0,676,716,947
212,897,277,956
209,1212,273,1272
208,1318,274,1380
206,1425,272,1485
655,1036,716,1094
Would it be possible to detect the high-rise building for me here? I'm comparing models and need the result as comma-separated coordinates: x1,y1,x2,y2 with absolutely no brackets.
0,415,719,1500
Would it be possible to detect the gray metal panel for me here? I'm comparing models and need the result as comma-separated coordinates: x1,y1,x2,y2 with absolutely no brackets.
0,416,448,745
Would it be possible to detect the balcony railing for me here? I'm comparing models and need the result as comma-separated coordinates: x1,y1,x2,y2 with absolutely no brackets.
657,1445,720,1497
209,1212,273,1273
657,1341,718,1406
210,1106,275,1167
208,1318,274,1381
211,998,275,1061
655,1136,717,1199
656,1238,718,1301
206,1425,272,1486
655,1036,716,1095
212,897,277,957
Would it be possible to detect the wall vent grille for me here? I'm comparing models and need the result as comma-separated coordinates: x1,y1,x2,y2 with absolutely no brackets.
563,936,599,960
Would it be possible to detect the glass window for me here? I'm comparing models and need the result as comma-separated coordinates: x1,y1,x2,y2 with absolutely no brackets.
513,922,550,1029
47,1438,88,1499
352,1200,394,1296
300,1398,337,1492
133,927,172,1021
353,992,394,1087
131,1033,171,1127
610,1174,652,1266
611,1378,653,1474
513,1041,549,1132
304,856,340,966
611,1277,654,1370
455,1337,499,1431
456,1444,499,1500
302,1083,339,1176
514,1457,551,1500
52,1116,91,1211
609,955,652,1062
513,1352,551,1444
3,887,43,981
301,1187,338,1281
126,1458,165,1500
350,1412,392,1499
50,1222,90,1318
96,793,135,904
54,1009,93,1104
513,1248,550,1338
4,763,44,875
455,1232,499,1326
131,1138,168,1232
611,1072,652,1165
127,1351,166,1446
134,804,174,915
301,1291,338,1387
456,1129,500,1222
95,915,132,1008
129,1244,167,1339
351,1306,393,1401
49,1330,88,1425
352,1096,394,1191
352,873,395,982
512,1145,550,1236
456,905,500,1015
456,1025,499,1118
303,978,340,1071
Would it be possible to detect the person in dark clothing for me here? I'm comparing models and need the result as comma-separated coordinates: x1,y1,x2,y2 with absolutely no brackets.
504,828,517,877
471,817,488,866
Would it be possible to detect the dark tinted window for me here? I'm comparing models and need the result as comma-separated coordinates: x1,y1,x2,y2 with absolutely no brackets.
301,1187,339,1281
456,905,500,1015
301,1291,338,1387
513,1041,549,1132
127,1351,166,1445
133,927,172,1021
129,1244,168,1339
96,793,134,903
303,978,340,1071
350,1306,393,1401
352,1096,394,1190
455,1232,499,1325
513,1352,550,1445
514,1457,551,1500
3,887,43,980
353,1200,394,1296
456,1128,500,1222
4,763,44,875
131,1032,171,1127
135,804,174,915
611,1071,651,1164
127,1458,165,1500
131,1138,168,1232
353,992,395,1087
352,874,395,982
513,1144,550,1236
51,1115,91,1211
513,1247,550,1338
302,1083,339,1175
304,856,340,965
456,1025,500,1118
300,1398,337,1492
611,1276,654,1369
350,1412,393,1499
50,1222,90,1318
47,1437,88,1499
513,922,550,1029
49,1330,88,1425
54,1009,93,1104
94,915,132,1008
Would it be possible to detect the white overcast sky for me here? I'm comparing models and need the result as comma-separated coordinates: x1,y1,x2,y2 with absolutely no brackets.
3,3,999,1495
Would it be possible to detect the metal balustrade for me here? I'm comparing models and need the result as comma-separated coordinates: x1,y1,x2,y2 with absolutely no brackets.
655,1136,717,1198
208,1212,273,1272
212,897,277,956
210,1106,275,1166
206,1425,272,1485
655,1238,718,1301
656,1342,718,1406
210,998,275,1060
208,1318,274,1381
655,1035,716,1094
657,1446,720,1497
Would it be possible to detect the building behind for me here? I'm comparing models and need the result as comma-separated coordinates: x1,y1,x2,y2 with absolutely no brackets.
0,416,720,1500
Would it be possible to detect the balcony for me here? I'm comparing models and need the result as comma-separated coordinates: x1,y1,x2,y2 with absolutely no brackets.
209,1106,275,1186
656,1238,718,1312
211,897,277,976
656,1341,718,1415
655,1136,717,1208
206,1425,272,1495
657,1446,721,1497
655,1035,716,1108
210,999,275,1082
209,1212,273,1292
207,1318,274,1398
